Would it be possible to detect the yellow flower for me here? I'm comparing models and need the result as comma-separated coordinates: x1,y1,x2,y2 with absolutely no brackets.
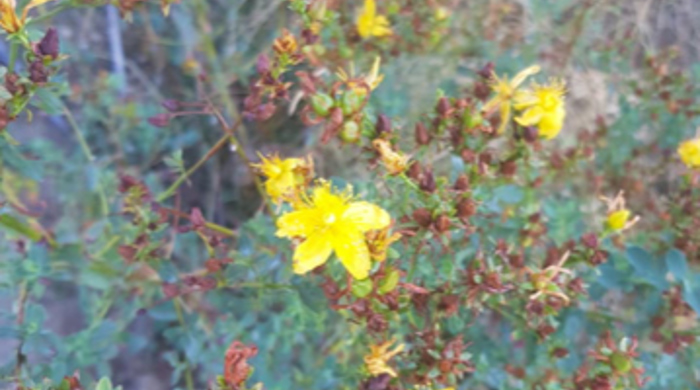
276,181,390,279
607,209,630,231
252,153,313,205
357,0,392,39
364,339,405,377
482,65,540,135
0,0,53,34
678,138,700,169
601,191,639,232
372,138,410,175
336,56,385,93
514,79,567,139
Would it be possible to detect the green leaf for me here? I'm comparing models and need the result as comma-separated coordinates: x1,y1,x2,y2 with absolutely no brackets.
96,377,114,390
665,249,688,280
351,278,373,298
626,246,668,289
378,269,400,295
32,88,64,115
0,214,43,241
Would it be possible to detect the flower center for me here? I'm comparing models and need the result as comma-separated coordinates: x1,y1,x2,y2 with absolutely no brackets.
324,212,337,226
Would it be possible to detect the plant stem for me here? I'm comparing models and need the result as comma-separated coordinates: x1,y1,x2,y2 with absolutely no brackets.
173,298,195,390
62,106,110,217
14,281,28,385
8,42,18,74
156,133,231,202
160,206,237,237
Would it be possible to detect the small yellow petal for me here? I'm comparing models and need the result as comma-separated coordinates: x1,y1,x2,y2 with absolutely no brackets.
515,106,544,127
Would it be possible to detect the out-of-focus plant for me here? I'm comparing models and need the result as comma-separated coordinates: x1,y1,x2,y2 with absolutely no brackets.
2,1,700,390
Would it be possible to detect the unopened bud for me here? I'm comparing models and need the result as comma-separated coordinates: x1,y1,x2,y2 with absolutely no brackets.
375,114,392,135
477,62,495,80
419,169,436,193
453,174,469,191
37,27,59,59
436,97,451,117
148,113,171,128
415,122,430,145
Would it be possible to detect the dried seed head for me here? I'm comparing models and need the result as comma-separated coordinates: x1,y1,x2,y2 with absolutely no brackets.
414,122,431,145
412,208,433,228
456,198,477,219
453,174,470,191
436,96,451,117
419,169,436,193
434,214,451,233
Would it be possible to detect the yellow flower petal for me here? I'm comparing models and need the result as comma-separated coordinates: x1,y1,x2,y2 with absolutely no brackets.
515,106,544,127
510,65,541,89
342,201,390,232
497,103,511,134
332,230,371,280
293,232,333,274
537,106,565,139
371,15,392,37
276,208,320,238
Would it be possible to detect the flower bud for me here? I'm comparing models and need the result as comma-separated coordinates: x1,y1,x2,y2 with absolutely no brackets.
419,169,436,193
412,208,432,228
37,27,59,59
414,122,430,145
434,214,451,233
456,198,476,219
375,114,392,135
407,161,422,181
148,113,171,128
453,174,469,191
310,92,334,117
474,81,490,101
436,97,451,117
580,233,598,249
477,62,495,80
341,89,365,116
500,159,517,177
340,121,361,143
